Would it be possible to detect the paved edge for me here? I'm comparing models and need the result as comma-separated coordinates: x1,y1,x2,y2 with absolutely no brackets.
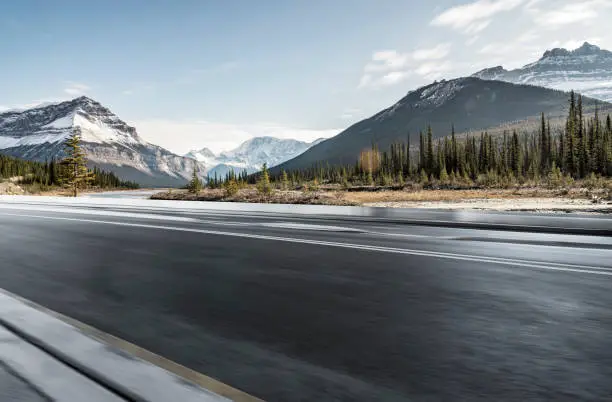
0,289,263,402
2,195,611,236
0,325,121,401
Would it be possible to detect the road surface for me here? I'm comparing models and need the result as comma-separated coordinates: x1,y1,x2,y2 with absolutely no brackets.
0,196,611,401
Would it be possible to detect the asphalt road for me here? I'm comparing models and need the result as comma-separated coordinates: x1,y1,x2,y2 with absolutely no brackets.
0,198,611,401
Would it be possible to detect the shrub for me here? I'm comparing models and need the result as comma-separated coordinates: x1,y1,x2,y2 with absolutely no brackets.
224,179,238,197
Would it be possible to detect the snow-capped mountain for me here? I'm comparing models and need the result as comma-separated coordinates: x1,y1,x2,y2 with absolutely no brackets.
473,42,612,101
0,96,203,187
185,136,325,177
184,147,217,166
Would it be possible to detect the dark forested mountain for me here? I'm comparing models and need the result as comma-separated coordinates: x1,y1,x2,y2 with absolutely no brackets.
273,77,605,172
0,97,203,187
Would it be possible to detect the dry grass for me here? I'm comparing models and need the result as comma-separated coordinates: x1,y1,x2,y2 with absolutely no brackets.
150,183,612,212
151,188,357,205
339,187,610,204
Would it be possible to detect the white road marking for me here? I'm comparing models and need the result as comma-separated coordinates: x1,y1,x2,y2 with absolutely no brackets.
1,211,610,276
0,204,199,223
259,222,363,232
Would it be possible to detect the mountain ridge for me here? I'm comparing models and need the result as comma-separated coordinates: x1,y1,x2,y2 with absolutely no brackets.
473,42,612,101
272,77,608,173
185,136,325,176
0,96,203,187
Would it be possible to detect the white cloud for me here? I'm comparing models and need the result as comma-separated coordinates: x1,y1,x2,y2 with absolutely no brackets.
380,71,412,86
463,20,491,35
133,119,340,155
359,43,452,89
358,74,373,89
363,50,410,73
415,61,453,80
412,43,451,60
517,30,539,43
431,0,525,34
122,90,134,96
528,0,612,28
63,82,91,96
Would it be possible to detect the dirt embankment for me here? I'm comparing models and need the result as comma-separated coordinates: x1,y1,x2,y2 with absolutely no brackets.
151,186,612,213
0,181,25,195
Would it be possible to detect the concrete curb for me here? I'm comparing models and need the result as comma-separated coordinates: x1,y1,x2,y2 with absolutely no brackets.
0,289,262,402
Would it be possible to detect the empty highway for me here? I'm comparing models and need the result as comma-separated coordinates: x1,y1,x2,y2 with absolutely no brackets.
0,196,611,401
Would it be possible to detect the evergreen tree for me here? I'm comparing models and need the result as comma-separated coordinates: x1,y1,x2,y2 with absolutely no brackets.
426,126,434,172
451,125,458,173
59,129,93,197
188,163,202,193
419,131,425,171
257,163,272,195
539,113,548,173
281,170,289,190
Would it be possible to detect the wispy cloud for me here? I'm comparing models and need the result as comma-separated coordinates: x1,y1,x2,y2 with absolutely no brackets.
63,82,91,96
465,36,480,46
415,61,453,79
363,50,410,74
412,43,451,61
431,0,525,34
527,0,612,28
359,43,452,89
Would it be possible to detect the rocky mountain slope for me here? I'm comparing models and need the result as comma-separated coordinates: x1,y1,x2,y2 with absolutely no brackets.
0,97,202,187
473,42,612,102
273,77,606,172
186,136,325,177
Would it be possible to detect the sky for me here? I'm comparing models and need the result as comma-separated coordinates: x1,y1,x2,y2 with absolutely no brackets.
1,0,612,154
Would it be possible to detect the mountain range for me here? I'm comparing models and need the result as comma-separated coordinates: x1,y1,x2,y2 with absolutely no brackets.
0,97,203,187
185,137,325,177
473,42,612,102
3,42,612,185
274,42,612,173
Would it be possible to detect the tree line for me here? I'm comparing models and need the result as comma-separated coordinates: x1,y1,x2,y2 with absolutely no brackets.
1,130,139,194
265,91,611,188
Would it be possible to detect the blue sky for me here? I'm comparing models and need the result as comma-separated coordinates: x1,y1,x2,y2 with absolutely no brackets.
2,0,611,154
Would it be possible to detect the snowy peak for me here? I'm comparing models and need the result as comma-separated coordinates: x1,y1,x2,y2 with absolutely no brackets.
0,96,142,147
541,42,612,60
472,66,508,80
376,78,468,121
0,97,203,186
413,79,466,108
471,41,612,102
185,147,216,162
185,136,322,176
